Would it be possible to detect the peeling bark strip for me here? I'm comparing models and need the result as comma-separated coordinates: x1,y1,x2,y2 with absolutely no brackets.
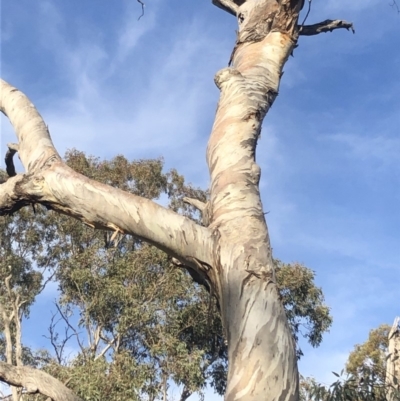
0,362,83,401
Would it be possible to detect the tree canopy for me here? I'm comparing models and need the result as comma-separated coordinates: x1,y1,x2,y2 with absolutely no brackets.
300,321,400,401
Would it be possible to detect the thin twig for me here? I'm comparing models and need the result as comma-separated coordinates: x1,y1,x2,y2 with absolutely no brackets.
300,0,312,27
43,310,72,364
390,0,400,13
137,0,145,20
55,303,86,354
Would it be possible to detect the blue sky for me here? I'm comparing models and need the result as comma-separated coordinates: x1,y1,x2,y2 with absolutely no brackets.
1,0,399,399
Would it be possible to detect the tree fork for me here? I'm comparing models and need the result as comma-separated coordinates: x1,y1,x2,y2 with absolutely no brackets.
0,0,354,399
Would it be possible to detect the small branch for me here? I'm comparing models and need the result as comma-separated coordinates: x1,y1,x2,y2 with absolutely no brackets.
55,304,85,354
299,19,355,36
93,341,114,361
43,310,72,364
183,197,206,211
37,269,56,297
171,257,211,293
137,0,145,20
300,0,312,27
183,197,212,226
211,0,240,16
390,0,400,13
5,143,19,177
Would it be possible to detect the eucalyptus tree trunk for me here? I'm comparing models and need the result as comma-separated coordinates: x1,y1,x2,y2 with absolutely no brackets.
0,1,353,400
386,317,400,401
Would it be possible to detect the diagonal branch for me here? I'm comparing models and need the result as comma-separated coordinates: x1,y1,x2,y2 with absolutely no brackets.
0,362,83,401
299,19,354,36
0,79,215,274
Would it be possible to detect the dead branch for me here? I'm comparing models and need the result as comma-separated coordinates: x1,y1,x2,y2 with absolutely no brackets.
299,19,354,36
43,309,75,364
55,304,86,355
183,197,206,211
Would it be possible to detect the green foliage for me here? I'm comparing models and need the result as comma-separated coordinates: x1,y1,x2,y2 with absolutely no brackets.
275,260,333,358
301,371,400,401
0,209,44,311
300,322,400,401
0,185,57,366
346,324,390,383
28,150,222,400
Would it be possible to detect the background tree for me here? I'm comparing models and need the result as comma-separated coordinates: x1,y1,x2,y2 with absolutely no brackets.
275,260,332,359
346,324,391,384
300,320,400,401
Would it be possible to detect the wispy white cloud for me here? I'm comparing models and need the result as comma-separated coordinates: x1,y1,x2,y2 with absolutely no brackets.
40,35,219,182
325,133,400,168
1,1,230,187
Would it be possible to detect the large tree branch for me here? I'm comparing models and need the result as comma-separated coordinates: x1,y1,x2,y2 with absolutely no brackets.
299,19,354,36
0,79,215,274
0,362,83,401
